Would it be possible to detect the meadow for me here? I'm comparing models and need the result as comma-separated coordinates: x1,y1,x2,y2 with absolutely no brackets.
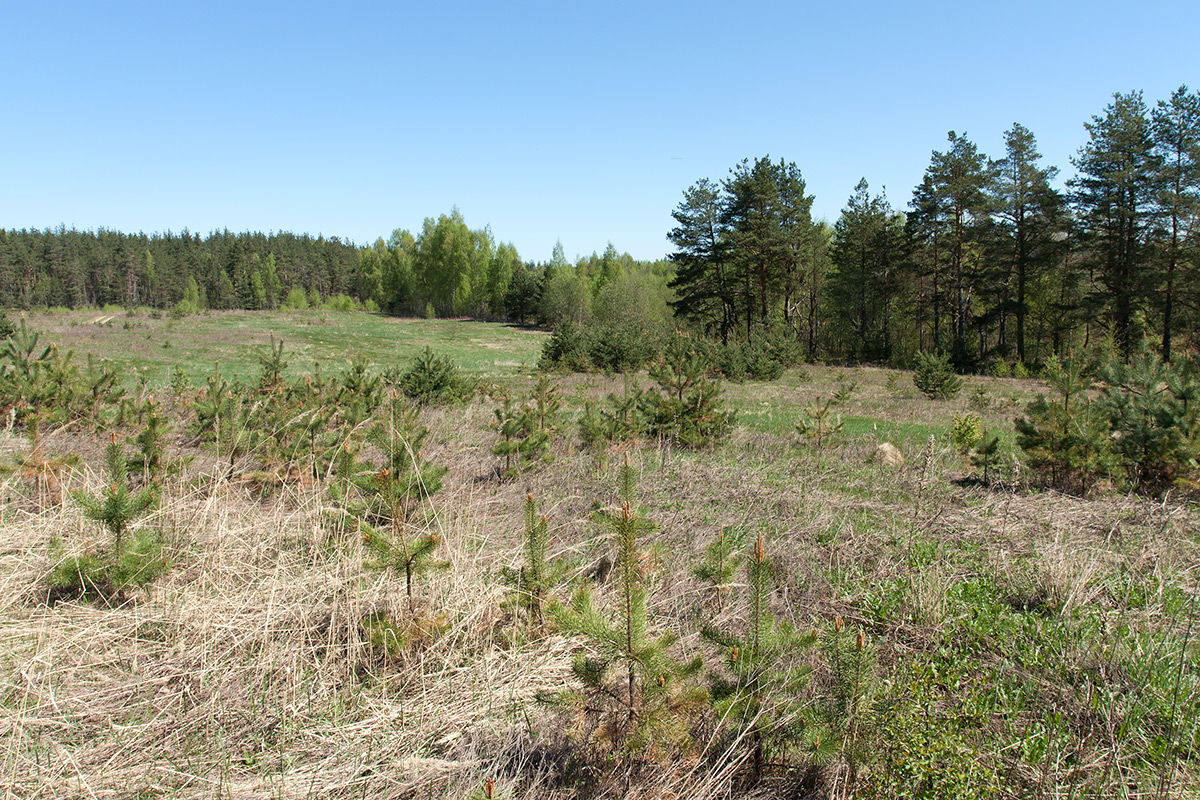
0,309,1196,799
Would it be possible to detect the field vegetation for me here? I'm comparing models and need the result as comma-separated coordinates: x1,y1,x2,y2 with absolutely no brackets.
0,310,1197,799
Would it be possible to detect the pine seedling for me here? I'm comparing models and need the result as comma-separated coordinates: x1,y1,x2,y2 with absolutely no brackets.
491,394,548,479
702,535,826,780
255,334,288,395
913,351,962,400
355,393,448,614
61,432,161,600
131,397,170,481
795,396,843,449
530,374,562,433
693,526,745,612
818,617,879,787
641,333,734,448
492,395,528,478
971,429,1003,482
549,455,705,754
950,412,982,457
83,352,122,424
500,493,563,633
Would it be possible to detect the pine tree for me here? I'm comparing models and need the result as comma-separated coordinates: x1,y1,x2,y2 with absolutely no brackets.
818,617,879,788
59,433,162,600
353,393,448,614
1071,91,1159,358
640,333,734,448
692,526,744,612
549,456,705,753
703,535,827,780
499,493,561,633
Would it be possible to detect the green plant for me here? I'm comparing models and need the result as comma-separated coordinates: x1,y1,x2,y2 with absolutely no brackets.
818,617,879,787
353,394,448,614
950,412,982,456
1097,349,1199,493
702,535,826,780
131,398,171,480
795,396,844,449
692,526,744,612
491,395,548,479
1015,353,1117,493
254,334,288,394
398,346,466,405
913,351,962,400
971,430,1002,482
640,333,734,448
499,493,562,633
969,384,990,410
56,433,162,601
548,456,705,754
832,379,858,405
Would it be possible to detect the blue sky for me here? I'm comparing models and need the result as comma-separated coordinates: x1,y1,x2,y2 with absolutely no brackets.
3,1,1197,263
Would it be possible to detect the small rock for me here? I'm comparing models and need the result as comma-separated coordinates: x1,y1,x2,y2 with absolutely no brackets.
875,442,904,466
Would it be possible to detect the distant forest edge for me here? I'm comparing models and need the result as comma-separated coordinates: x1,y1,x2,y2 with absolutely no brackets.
3,86,1197,370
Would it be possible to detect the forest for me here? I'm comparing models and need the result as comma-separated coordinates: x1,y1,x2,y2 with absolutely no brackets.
2,87,1196,375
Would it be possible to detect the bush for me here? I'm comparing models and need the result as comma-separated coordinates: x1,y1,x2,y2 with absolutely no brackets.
639,334,734,448
281,287,309,310
1015,354,1118,493
0,310,16,340
913,351,962,400
396,347,468,405
538,323,593,372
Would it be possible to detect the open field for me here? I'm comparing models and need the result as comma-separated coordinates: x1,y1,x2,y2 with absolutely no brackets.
1,313,1198,799
19,308,548,385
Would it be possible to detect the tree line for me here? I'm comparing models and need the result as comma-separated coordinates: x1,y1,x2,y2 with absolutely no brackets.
670,86,1200,368
0,210,670,328
4,85,1195,370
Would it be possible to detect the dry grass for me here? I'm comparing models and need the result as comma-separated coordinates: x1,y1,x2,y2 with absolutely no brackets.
2,366,1199,799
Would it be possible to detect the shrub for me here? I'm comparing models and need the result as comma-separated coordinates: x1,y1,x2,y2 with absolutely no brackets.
913,351,962,400
397,347,467,405
639,333,735,448
281,287,309,310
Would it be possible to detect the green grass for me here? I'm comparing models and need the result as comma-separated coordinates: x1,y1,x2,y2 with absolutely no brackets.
23,308,549,387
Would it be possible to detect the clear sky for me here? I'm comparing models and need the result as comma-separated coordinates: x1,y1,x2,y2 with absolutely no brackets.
2,1,1196,263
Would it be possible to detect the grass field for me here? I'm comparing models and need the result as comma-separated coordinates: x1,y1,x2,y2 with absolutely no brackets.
1,311,1197,799
21,308,548,385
